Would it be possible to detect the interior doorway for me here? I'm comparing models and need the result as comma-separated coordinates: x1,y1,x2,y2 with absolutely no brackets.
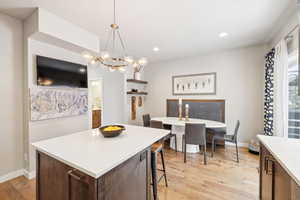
89,79,103,129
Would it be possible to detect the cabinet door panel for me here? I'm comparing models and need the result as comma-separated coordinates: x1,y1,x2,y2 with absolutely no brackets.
260,145,273,200
37,152,72,200
37,151,97,200
68,169,97,200
98,149,150,200
291,180,300,200
274,161,291,200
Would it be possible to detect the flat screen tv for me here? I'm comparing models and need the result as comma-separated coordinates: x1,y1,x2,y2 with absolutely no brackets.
37,55,88,88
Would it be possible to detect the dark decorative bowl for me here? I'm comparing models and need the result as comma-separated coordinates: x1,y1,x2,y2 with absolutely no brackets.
99,125,126,138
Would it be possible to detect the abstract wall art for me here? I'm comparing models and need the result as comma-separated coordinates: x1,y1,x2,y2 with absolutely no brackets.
30,88,88,121
172,72,216,95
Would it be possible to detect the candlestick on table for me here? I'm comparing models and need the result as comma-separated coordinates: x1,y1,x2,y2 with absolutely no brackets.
178,99,183,120
185,104,189,121
179,98,182,105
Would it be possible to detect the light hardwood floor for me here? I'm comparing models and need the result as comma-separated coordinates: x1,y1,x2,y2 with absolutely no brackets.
0,146,259,200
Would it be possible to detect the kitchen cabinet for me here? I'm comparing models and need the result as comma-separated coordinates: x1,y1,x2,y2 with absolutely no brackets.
260,144,300,200
92,110,101,128
33,125,170,200
36,149,151,200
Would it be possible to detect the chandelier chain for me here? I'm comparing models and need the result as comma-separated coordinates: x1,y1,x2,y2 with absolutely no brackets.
82,0,147,71
113,0,116,24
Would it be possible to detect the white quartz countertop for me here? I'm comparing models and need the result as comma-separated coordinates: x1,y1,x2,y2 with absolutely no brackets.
257,135,300,186
32,125,170,178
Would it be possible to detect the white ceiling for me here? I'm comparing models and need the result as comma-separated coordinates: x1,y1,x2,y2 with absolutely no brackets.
0,0,294,63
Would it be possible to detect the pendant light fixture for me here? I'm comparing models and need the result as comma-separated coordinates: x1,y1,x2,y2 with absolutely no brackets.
82,0,147,72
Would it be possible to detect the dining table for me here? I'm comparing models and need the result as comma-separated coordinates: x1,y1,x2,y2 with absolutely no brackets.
151,117,226,153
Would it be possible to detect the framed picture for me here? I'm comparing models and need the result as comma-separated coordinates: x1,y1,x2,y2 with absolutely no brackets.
30,87,88,121
172,72,216,95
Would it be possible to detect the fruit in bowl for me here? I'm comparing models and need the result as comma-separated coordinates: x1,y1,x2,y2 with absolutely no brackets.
99,125,125,138
103,126,123,132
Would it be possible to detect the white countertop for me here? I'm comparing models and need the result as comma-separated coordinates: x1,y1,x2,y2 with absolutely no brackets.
151,117,226,128
257,135,300,186
32,125,170,178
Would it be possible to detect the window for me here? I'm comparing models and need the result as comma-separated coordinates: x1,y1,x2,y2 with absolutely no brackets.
287,31,300,138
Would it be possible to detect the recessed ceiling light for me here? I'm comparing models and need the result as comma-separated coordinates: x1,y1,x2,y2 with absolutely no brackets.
219,32,229,38
153,47,160,52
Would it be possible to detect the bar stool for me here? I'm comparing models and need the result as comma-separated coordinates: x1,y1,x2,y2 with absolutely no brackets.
144,114,177,152
150,120,168,200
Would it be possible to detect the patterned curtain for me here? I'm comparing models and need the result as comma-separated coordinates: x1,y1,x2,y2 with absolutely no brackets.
264,48,275,136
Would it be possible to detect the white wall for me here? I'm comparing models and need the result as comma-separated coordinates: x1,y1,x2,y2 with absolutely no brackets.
22,9,126,173
89,65,126,126
25,40,126,172
37,8,99,53
124,68,147,126
0,13,24,177
26,39,90,172
268,2,298,48
144,45,266,143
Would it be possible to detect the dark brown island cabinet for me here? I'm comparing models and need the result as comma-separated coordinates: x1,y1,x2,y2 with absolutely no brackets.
36,149,151,200
260,144,300,200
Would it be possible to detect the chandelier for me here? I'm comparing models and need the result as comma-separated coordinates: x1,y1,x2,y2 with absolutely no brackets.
82,0,147,72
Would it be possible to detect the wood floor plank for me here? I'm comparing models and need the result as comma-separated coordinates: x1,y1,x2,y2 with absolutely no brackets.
157,146,259,200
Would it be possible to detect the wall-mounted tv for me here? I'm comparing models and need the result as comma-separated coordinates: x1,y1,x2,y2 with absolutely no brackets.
37,55,88,88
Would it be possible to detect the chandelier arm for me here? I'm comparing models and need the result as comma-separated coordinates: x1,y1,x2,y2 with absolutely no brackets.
117,30,127,56
139,65,144,72
104,29,113,51
112,29,116,56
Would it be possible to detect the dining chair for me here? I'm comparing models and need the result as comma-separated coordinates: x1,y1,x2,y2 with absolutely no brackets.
212,120,240,162
182,123,207,165
150,120,168,200
143,114,151,127
150,120,178,152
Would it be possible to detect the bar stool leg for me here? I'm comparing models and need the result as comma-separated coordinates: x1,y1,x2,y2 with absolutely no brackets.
211,137,215,157
160,149,168,187
184,143,187,163
151,152,158,200
174,135,177,153
203,145,207,165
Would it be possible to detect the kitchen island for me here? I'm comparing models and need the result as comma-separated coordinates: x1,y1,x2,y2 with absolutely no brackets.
258,135,300,200
32,125,170,200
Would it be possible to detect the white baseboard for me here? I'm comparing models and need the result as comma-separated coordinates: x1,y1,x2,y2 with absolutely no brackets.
225,142,248,148
0,169,25,183
0,169,36,183
23,169,36,179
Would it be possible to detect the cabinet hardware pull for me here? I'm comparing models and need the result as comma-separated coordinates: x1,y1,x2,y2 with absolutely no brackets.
140,151,147,162
68,170,81,180
265,157,274,175
264,156,268,173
